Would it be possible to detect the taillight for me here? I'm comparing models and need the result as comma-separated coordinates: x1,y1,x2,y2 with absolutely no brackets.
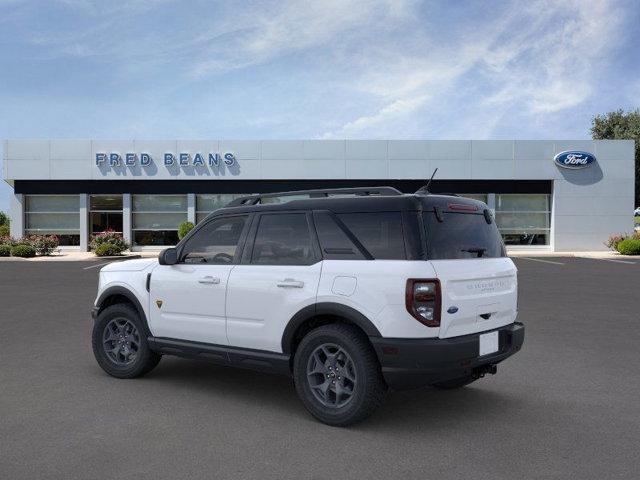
448,203,478,212
406,279,441,327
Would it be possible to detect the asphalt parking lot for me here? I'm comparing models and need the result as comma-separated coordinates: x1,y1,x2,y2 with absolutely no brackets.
1,257,639,479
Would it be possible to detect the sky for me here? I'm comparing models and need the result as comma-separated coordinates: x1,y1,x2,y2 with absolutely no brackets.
1,0,639,212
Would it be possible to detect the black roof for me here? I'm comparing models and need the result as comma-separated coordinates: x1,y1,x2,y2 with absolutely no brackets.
212,187,488,217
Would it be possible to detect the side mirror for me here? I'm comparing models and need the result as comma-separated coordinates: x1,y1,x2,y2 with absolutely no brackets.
158,247,178,265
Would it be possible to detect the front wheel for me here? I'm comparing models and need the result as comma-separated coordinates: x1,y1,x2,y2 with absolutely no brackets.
293,324,387,426
92,303,161,379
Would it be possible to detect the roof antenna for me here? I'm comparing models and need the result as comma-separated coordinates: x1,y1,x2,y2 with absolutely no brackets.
415,168,438,195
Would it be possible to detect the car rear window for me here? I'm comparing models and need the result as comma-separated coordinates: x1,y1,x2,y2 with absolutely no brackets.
338,212,406,260
423,211,505,259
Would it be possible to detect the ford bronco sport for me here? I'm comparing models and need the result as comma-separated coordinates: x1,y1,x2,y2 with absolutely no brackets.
91,187,524,426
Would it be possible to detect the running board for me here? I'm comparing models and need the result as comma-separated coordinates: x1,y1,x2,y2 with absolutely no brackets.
148,337,292,376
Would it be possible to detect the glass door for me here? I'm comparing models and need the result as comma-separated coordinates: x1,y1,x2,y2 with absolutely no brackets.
90,195,123,235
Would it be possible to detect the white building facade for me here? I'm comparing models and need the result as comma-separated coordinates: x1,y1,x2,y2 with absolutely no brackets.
2,139,635,251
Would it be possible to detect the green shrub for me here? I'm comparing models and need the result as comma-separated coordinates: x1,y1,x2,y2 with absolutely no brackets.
10,244,36,258
94,243,126,256
0,244,10,256
0,224,9,237
178,221,195,240
90,229,129,252
616,238,640,255
0,211,9,226
5,237,22,247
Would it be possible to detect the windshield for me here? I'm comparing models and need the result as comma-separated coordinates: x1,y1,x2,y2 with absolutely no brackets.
423,211,505,260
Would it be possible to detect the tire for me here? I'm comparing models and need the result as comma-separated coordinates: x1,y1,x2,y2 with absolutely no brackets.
293,324,387,427
432,375,477,390
92,303,161,379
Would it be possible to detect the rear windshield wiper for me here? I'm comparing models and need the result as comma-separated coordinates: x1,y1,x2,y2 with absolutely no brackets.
461,247,486,258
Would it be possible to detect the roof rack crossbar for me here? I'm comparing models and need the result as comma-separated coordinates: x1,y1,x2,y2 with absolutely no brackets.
225,186,403,206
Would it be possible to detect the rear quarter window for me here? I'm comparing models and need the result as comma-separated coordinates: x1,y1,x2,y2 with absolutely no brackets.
337,212,406,260
313,212,366,260
423,211,505,260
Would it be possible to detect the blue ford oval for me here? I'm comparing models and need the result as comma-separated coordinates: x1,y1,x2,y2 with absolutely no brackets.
554,150,595,169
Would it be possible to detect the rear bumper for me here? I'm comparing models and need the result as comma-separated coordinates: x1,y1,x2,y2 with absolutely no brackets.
370,322,525,390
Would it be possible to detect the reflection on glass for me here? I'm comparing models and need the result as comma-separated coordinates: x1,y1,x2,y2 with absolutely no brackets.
90,195,122,211
196,194,246,223
495,194,550,246
25,195,80,246
132,195,187,246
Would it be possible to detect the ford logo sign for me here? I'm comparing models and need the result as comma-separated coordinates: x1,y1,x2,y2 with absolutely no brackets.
554,150,595,169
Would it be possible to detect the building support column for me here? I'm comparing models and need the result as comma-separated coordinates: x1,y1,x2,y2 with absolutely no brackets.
79,194,89,251
549,181,556,252
487,193,496,213
123,194,132,248
187,193,196,224
10,193,24,239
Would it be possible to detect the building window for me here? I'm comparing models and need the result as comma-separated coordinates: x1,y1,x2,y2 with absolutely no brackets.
495,194,550,246
25,195,80,246
132,195,187,246
90,195,123,235
461,194,488,203
196,194,246,223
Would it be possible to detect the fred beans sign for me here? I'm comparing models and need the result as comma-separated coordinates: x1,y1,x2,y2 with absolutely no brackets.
553,151,595,169
95,151,236,168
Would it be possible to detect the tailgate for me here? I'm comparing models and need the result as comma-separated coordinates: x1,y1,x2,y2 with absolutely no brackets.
430,258,518,338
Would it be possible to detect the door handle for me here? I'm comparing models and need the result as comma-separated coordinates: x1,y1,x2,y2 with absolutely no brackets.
277,278,304,288
198,276,220,285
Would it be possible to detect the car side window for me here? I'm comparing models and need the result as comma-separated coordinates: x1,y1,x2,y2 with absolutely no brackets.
181,215,248,264
337,212,406,260
251,213,315,265
313,211,365,260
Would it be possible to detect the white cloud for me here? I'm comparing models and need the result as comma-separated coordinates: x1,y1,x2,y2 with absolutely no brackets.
321,94,429,138
323,0,625,138
481,0,622,114
3,0,630,140
190,0,415,77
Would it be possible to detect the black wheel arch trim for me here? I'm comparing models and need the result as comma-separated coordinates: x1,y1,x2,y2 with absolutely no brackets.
94,286,151,337
281,302,382,354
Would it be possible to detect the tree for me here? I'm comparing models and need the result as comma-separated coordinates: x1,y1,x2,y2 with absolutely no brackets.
0,212,9,237
590,109,640,206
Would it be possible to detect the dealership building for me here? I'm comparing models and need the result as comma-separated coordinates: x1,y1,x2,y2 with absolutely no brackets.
2,139,635,251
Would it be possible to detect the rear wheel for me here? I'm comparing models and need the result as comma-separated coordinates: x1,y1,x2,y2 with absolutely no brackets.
293,324,387,426
92,303,161,379
432,375,477,390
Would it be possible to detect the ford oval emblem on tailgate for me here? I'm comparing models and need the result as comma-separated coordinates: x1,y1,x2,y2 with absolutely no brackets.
447,306,458,314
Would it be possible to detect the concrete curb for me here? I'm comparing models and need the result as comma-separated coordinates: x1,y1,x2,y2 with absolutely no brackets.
0,253,146,262
508,250,640,259
92,254,142,261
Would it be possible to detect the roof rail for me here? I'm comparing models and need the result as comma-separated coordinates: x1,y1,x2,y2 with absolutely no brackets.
415,189,460,197
225,186,403,207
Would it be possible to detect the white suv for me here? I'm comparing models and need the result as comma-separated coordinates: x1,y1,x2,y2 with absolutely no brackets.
91,187,524,426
